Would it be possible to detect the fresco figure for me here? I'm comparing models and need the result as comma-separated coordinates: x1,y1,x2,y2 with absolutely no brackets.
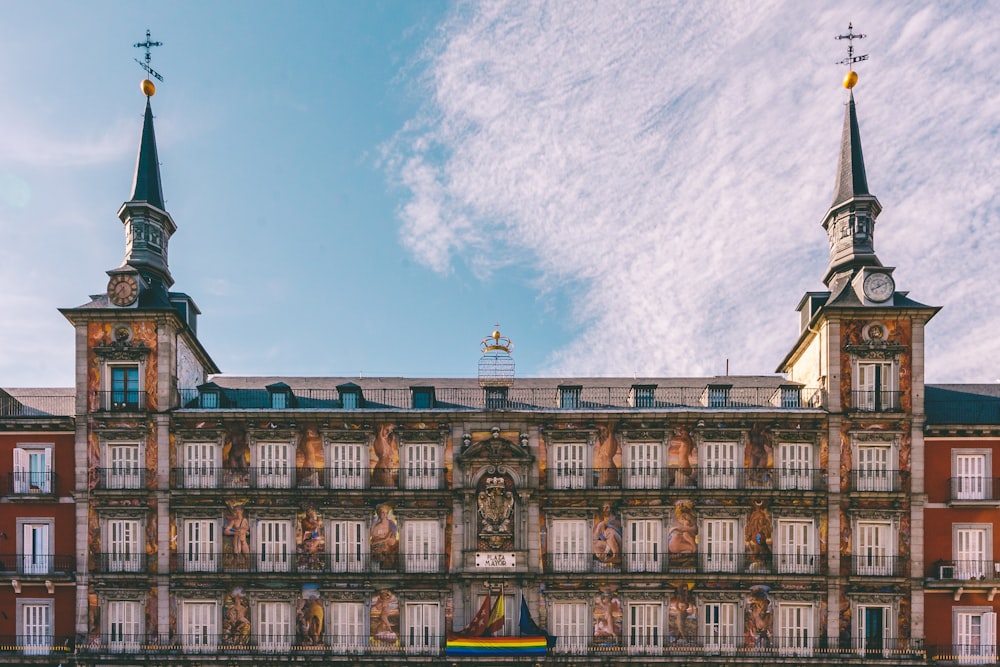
593,424,621,487
372,424,399,488
668,585,698,645
370,504,398,570
224,503,250,569
593,589,623,646
295,427,323,487
224,425,250,487
669,426,696,487
745,585,773,648
592,503,622,568
745,423,773,486
370,589,400,645
297,585,324,646
667,501,698,568
297,506,325,570
223,589,251,645
745,500,772,571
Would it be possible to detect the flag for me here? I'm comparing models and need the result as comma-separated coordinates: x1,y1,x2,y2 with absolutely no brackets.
448,590,491,639
485,587,505,636
519,596,556,648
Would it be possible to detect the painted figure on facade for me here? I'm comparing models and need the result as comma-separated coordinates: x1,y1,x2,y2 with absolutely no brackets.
224,501,250,568
669,426,696,487
744,585,773,648
223,588,251,645
370,503,398,570
477,473,515,550
745,423,773,486
297,505,325,570
593,423,621,487
372,424,399,488
592,502,622,568
224,424,250,487
668,584,698,645
593,588,623,646
297,584,324,646
745,500,772,571
295,426,323,487
667,501,698,567
370,589,400,645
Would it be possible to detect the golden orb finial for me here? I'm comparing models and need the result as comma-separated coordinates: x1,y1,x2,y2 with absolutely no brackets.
141,79,156,97
843,70,858,89
492,330,501,341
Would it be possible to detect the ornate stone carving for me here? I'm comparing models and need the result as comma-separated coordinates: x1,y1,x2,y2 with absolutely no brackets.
477,472,515,550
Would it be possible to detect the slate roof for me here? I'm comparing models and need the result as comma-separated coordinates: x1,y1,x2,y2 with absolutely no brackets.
129,98,164,209
831,91,870,209
926,384,1000,425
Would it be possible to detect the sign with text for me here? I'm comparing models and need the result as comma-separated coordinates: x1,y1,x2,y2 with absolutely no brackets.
475,552,516,569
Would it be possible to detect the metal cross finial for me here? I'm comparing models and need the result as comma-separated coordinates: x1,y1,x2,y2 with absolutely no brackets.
835,22,869,69
134,29,164,82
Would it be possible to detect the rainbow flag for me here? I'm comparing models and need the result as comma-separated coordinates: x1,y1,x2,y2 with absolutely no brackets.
445,635,548,656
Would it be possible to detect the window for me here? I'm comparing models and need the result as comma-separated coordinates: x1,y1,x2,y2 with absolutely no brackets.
107,600,141,652
19,520,52,574
628,603,662,654
107,519,142,572
955,452,990,500
329,443,367,489
255,442,292,488
330,601,367,652
256,520,292,573
778,442,813,490
404,602,440,655
550,520,588,572
955,526,992,580
403,520,440,573
411,387,434,409
855,360,898,411
778,603,813,656
778,385,801,408
776,519,816,574
18,600,52,655
856,521,894,576
701,442,738,489
631,385,656,408
12,446,52,494
330,520,367,573
559,386,581,409
706,385,731,408
403,442,440,490
856,444,892,491
270,392,287,409
106,443,142,489
182,601,218,653
625,442,660,489
183,442,218,489
701,519,738,573
552,442,586,490
857,604,892,657
551,602,588,654
183,519,218,572
256,601,292,651
199,391,219,408
110,365,142,410
626,519,662,572
703,602,738,654
956,609,998,665
484,386,507,410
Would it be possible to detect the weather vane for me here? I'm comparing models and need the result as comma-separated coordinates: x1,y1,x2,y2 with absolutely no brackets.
134,29,164,83
835,22,868,89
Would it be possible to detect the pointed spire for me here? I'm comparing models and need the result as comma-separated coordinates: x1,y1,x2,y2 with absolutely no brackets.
129,98,164,210
830,91,869,209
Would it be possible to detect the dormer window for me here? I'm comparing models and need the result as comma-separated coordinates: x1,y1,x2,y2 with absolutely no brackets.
266,382,294,410
195,382,224,409
485,386,508,410
705,384,732,408
410,387,435,409
777,385,801,408
200,391,219,409
337,383,364,410
630,385,656,408
559,385,582,409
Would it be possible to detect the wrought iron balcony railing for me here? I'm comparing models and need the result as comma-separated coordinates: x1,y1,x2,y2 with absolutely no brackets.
0,394,74,418
0,554,74,575
546,466,825,491
93,553,155,574
844,555,906,577
543,552,821,575
928,644,998,665
170,466,447,491
93,467,153,490
7,471,57,495
92,390,148,412
0,635,73,655
78,633,440,655
170,552,447,575
850,469,903,492
850,390,902,413
948,476,1000,502
931,559,1000,581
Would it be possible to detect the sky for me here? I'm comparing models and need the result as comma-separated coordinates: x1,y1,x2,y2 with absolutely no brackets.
1,0,998,388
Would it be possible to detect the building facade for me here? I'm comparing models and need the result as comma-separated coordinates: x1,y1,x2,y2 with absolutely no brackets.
1,66,991,666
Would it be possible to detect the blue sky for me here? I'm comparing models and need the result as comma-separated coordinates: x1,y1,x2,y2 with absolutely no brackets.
1,1,998,387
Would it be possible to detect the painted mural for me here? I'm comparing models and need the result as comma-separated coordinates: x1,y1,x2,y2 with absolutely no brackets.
370,589,399,646
744,585,773,648
668,426,697,487
371,424,399,488
593,587,623,646
745,501,773,572
223,500,251,570
593,423,621,487
146,586,158,644
745,424,774,486
223,588,251,645
477,472,515,550
223,424,250,487
667,501,698,568
297,504,325,570
370,504,398,570
175,334,204,392
667,584,698,645
86,321,159,411
87,592,100,644
295,427,324,487
592,503,622,569
297,584,324,646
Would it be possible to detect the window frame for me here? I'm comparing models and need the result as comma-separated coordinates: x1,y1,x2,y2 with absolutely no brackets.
329,519,368,573
701,517,739,573
182,441,220,489
777,602,815,657
855,519,896,576
954,606,997,665
104,441,144,490
403,519,441,573
551,441,587,490
182,518,219,572
853,359,898,412
106,598,143,652
625,518,663,572
700,441,739,489
953,449,992,501
181,599,219,653
404,601,440,655
550,519,589,572
954,523,993,580
329,600,367,652
17,517,54,575
12,444,53,495
627,601,663,654
104,517,143,572
254,440,293,488
550,601,588,654
255,600,293,652
624,441,661,489
702,601,739,654
328,442,367,489
106,362,144,411
255,518,293,573
776,518,817,574
17,598,53,655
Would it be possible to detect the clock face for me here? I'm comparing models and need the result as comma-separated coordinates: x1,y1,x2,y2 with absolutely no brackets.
863,272,894,303
107,273,139,307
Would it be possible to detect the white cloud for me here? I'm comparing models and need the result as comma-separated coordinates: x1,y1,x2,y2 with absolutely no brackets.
386,0,1000,382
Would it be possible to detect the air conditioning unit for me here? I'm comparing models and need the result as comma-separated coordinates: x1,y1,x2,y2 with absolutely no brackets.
939,565,955,579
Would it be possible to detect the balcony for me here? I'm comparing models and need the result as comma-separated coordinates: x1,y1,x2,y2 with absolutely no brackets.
546,466,824,491
542,552,821,575
93,553,154,574
92,390,148,412
93,467,152,491
851,469,903,492
931,559,1000,582
846,555,906,577
0,635,73,657
7,472,57,496
928,644,998,665
170,552,447,574
850,390,902,413
170,466,447,491
79,634,437,656
0,554,75,576
948,477,1000,504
